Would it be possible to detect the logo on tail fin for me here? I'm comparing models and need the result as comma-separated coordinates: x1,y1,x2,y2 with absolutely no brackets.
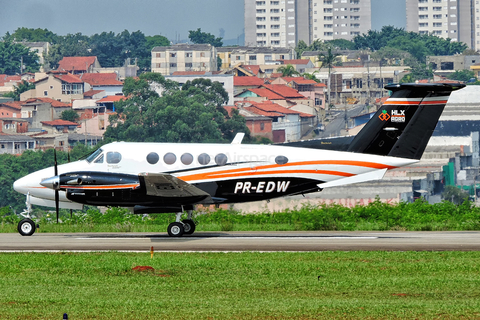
378,110,390,121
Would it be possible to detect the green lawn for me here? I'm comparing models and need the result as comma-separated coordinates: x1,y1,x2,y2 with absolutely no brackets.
0,252,479,319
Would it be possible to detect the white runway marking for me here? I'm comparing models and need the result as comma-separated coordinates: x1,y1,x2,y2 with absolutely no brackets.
75,236,379,240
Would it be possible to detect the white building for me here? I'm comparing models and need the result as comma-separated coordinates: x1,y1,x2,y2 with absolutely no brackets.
151,44,217,75
406,0,480,50
244,0,371,48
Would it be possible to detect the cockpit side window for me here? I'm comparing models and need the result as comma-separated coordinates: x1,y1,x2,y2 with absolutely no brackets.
106,152,122,164
86,148,103,163
94,154,104,163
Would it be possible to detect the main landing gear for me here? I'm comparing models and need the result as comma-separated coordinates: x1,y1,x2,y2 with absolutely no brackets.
18,193,37,236
167,209,196,237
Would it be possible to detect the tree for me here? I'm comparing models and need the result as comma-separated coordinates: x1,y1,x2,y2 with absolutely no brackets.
447,70,475,82
11,27,58,43
302,70,320,83
44,33,91,70
60,109,80,122
0,35,40,74
295,40,309,59
442,185,469,205
145,35,170,50
188,28,223,47
2,80,34,101
327,39,355,50
104,73,248,143
317,47,340,107
276,64,299,77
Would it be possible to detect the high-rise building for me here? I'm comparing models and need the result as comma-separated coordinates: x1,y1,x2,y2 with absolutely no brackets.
244,0,371,48
406,0,480,50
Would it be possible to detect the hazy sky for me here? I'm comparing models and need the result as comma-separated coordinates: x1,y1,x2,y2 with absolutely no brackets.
0,0,406,42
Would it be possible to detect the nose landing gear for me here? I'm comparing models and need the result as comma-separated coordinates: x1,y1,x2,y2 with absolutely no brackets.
18,193,37,236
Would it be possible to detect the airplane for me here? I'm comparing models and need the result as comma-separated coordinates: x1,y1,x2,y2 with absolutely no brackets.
13,82,465,237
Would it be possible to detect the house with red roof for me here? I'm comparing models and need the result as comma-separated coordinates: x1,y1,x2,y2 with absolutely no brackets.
272,77,326,108
24,71,85,103
225,106,273,141
40,120,79,134
0,75,22,95
21,97,71,130
80,73,123,95
236,100,314,142
0,118,29,134
233,76,264,95
57,56,100,74
0,101,23,118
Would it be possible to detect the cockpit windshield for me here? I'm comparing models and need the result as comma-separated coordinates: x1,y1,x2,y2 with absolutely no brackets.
86,148,103,163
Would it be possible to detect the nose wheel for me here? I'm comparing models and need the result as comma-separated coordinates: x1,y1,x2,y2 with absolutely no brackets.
18,218,36,236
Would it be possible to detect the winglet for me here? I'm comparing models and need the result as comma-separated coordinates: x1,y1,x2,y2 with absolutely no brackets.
231,133,245,144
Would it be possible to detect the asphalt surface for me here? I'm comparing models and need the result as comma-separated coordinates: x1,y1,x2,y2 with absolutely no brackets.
1,231,480,252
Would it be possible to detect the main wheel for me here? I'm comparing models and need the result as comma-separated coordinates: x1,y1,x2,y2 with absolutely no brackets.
167,222,184,237
182,219,196,235
18,219,36,236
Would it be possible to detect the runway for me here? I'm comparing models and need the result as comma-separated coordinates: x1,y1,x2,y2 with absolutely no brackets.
1,231,480,251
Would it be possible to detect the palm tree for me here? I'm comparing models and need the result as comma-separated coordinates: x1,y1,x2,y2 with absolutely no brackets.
317,48,340,109
302,70,320,83
276,64,299,77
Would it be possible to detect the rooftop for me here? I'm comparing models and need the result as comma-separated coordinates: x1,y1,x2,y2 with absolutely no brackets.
41,120,79,126
57,56,98,72
234,76,264,87
152,44,213,52
80,73,123,86
23,97,71,108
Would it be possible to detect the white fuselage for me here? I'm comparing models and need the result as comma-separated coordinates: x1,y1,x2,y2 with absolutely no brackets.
13,141,418,207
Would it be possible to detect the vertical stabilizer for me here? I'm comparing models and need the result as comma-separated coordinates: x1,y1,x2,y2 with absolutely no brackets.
347,83,465,159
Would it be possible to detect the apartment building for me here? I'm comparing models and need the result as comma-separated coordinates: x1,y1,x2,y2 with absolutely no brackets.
406,0,480,50
151,44,217,75
310,0,371,42
244,0,371,48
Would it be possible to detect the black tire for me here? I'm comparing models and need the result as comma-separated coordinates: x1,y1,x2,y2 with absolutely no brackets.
182,219,196,235
167,222,184,237
18,219,36,236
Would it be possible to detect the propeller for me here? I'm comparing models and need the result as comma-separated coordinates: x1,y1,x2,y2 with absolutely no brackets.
54,149,59,224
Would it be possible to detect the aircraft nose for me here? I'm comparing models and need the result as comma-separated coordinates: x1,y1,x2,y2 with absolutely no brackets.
13,176,29,195
40,176,60,190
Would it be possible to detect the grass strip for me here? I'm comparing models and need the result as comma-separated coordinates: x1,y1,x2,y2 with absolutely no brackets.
0,251,479,319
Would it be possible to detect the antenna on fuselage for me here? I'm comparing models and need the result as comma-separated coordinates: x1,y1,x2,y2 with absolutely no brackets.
231,132,245,145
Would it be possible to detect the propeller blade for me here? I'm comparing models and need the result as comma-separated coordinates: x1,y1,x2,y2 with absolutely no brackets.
54,148,59,223
54,149,58,176
55,190,59,224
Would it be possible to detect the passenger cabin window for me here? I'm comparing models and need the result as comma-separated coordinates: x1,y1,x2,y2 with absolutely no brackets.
215,153,228,166
106,152,122,164
164,152,176,165
198,153,211,165
146,152,159,164
181,153,193,165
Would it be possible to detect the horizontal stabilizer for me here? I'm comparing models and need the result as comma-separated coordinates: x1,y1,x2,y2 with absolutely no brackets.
318,168,388,189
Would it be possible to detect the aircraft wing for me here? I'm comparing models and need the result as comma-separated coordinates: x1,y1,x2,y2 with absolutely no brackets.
139,172,211,199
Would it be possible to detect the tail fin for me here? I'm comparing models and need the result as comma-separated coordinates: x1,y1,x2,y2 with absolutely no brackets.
347,83,465,159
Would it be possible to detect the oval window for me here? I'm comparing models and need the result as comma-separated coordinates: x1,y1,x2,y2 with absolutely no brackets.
106,152,122,164
275,155,288,165
163,152,177,165
198,153,211,165
146,152,159,165
215,153,228,166
181,153,194,165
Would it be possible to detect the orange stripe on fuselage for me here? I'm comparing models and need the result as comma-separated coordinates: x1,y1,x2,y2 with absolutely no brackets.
179,160,396,182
